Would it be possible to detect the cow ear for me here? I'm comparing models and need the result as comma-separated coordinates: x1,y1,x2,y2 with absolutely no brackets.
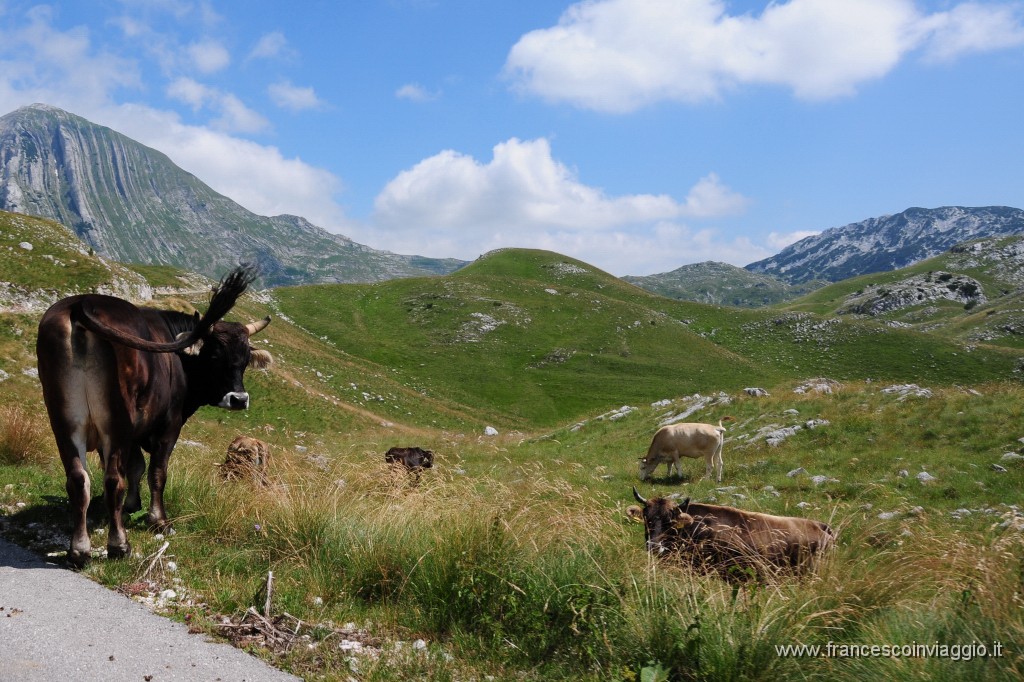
625,505,644,523
175,332,203,356
249,348,273,369
673,512,695,529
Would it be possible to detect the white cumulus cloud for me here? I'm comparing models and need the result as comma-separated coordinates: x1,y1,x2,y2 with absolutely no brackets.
682,173,751,218
248,31,292,61
268,81,324,111
167,76,214,109
166,78,269,133
369,137,756,273
505,0,1024,111
0,6,140,112
103,104,350,230
395,83,440,102
186,39,230,74
767,229,820,250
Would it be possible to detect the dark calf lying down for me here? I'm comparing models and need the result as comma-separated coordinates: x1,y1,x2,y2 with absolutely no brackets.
385,446,434,471
629,487,834,577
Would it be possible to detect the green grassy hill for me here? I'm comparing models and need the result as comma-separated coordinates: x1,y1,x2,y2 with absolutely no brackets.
273,247,1023,430
0,210,156,302
273,250,775,429
623,260,826,307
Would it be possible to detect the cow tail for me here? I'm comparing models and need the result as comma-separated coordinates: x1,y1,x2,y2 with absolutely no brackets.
77,301,186,353
76,264,260,354
199,264,259,331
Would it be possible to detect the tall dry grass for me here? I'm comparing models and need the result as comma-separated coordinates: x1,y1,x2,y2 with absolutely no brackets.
0,404,50,466
152,447,1023,680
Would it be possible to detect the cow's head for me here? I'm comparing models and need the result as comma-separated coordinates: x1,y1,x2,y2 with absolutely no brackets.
412,448,434,469
637,457,656,481
631,487,694,554
179,316,272,410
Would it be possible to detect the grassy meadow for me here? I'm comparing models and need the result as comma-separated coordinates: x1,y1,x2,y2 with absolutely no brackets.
1,215,1022,680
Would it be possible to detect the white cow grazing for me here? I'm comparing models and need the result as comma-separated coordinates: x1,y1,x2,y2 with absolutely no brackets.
638,417,734,482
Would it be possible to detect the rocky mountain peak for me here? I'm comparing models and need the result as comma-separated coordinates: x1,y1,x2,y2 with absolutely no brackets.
0,104,464,286
746,206,1024,284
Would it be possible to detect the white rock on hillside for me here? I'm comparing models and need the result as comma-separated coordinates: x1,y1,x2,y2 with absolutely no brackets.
840,271,987,316
881,384,933,400
794,378,841,394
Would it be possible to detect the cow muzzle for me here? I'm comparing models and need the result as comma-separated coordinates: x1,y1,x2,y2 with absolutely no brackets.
219,392,250,410
648,540,669,555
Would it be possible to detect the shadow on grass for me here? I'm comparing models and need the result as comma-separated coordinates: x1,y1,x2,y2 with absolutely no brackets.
0,493,160,568
643,473,697,486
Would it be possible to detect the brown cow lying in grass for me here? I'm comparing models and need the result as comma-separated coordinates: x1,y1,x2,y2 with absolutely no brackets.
218,435,271,486
628,487,834,579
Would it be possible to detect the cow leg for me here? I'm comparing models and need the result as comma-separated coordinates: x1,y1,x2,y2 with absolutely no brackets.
54,433,92,568
123,445,146,517
146,441,174,530
703,454,714,480
103,445,132,559
713,441,724,482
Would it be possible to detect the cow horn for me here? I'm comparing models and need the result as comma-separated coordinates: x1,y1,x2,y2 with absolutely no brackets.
632,486,647,505
681,497,691,513
245,316,271,336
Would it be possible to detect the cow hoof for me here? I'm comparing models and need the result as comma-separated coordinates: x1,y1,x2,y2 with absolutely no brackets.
66,548,91,569
107,542,132,560
146,516,170,533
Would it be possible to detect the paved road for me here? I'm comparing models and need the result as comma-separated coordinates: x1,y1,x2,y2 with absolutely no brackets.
0,537,300,681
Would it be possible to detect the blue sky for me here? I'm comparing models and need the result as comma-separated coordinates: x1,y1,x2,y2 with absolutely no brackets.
1,0,1023,275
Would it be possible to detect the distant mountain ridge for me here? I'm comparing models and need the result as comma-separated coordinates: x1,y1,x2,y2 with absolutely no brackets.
626,206,1024,306
623,261,824,308
0,104,465,287
745,206,1024,284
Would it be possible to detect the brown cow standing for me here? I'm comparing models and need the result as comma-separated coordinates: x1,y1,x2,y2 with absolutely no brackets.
220,435,272,486
630,487,834,578
36,266,271,567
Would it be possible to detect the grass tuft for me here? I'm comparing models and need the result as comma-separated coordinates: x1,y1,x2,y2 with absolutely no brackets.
0,405,50,466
